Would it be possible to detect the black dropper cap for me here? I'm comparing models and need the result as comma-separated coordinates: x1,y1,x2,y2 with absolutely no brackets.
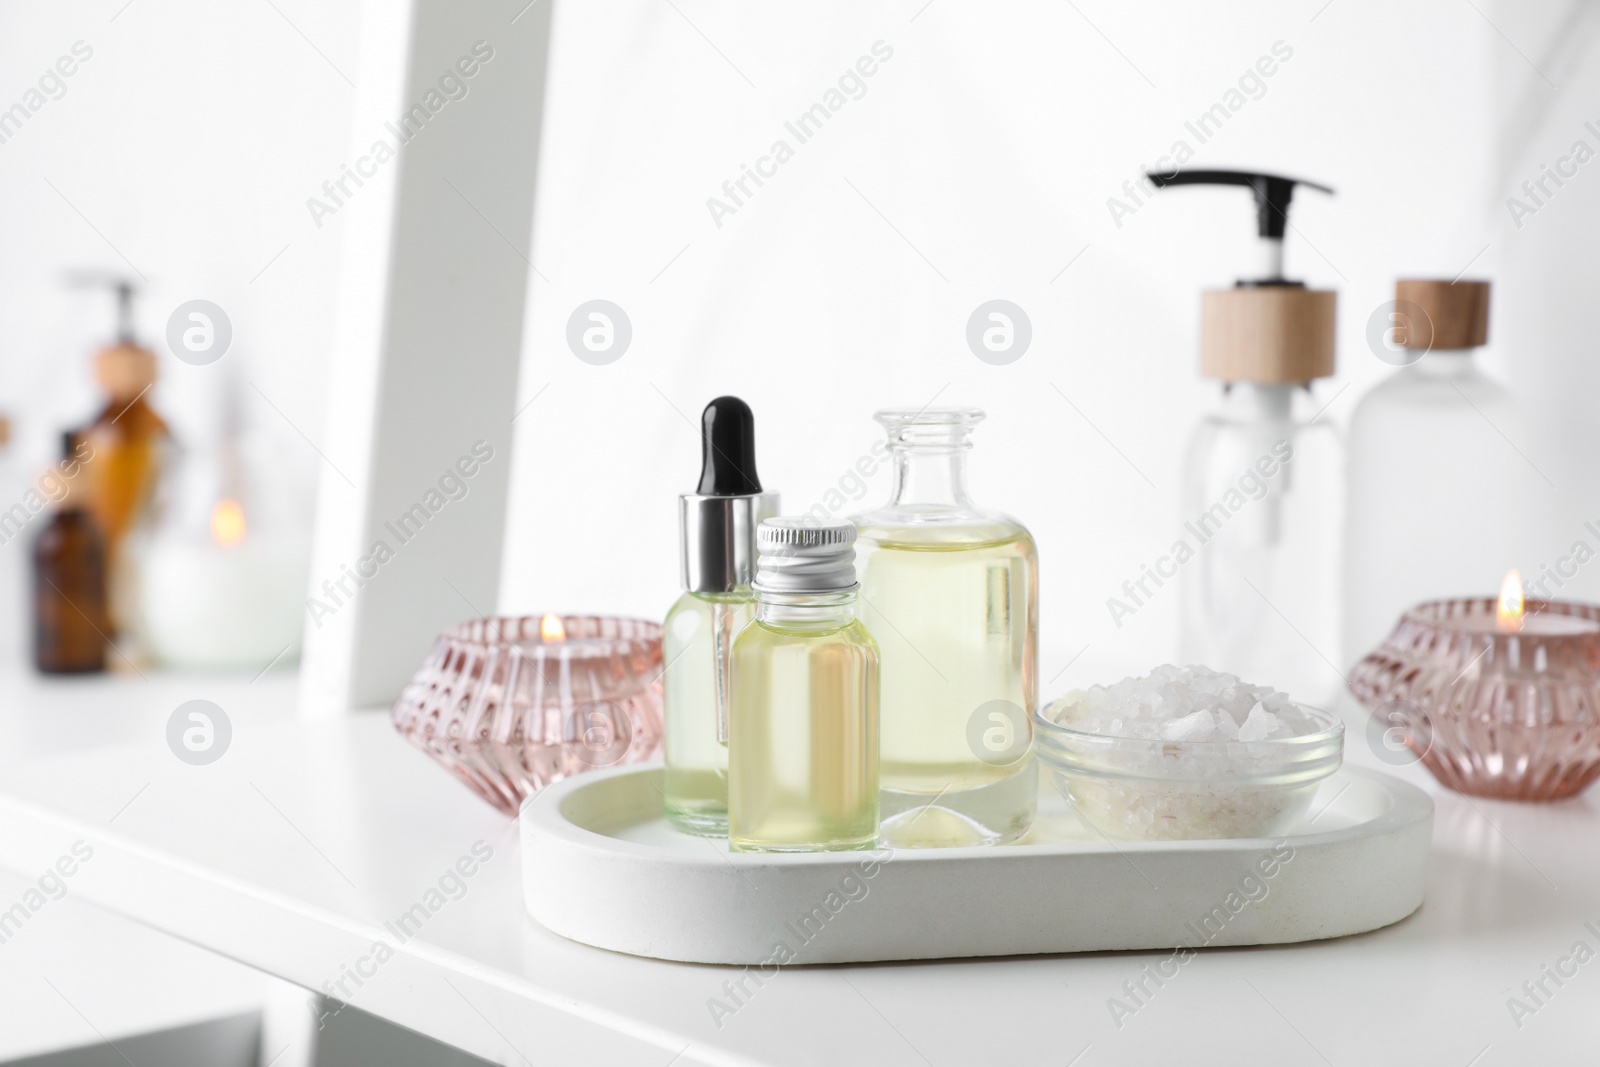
696,396,763,497
1147,169,1332,240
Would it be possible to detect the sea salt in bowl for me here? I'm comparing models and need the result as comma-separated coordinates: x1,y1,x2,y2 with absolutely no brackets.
1035,665,1344,841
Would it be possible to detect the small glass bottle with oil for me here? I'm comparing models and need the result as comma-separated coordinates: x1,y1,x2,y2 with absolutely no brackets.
663,398,778,836
851,408,1038,847
728,518,879,853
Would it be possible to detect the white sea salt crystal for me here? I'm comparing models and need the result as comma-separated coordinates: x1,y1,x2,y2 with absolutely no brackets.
1237,701,1282,743
1043,665,1331,840
1161,708,1216,742
1052,664,1318,744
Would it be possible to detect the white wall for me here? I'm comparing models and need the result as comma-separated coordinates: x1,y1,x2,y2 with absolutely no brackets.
0,0,351,534
0,0,360,1056
1489,3,1600,601
499,0,1521,690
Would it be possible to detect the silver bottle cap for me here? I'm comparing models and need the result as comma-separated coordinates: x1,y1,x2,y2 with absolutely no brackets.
680,493,779,594
752,518,858,595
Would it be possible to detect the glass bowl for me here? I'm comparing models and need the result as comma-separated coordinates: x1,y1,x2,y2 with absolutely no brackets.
1348,597,1600,801
391,614,663,816
1034,700,1344,841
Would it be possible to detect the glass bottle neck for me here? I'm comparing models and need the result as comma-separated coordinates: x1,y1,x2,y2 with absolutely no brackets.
756,590,858,630
888,441,975,509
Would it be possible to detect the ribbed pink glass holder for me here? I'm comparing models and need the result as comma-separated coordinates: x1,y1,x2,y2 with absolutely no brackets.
391,615,664,816
1349,598,1600,801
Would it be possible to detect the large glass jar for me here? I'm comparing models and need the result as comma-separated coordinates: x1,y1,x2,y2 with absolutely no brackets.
850,408,1038,847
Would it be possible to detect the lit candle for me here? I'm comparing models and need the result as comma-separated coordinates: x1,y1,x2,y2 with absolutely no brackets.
1442,570,1600,636
391,614,664,814
1350,571,1600,801
135,497,308,669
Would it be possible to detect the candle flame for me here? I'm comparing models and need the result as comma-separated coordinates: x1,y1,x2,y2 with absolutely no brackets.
540,613,566,643
210,498,246,547
1498,569,1525,632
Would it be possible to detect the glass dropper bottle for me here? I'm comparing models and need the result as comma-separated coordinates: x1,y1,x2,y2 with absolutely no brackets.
661,397,778,836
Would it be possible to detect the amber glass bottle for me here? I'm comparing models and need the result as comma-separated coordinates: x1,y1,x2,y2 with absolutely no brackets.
76,284,170,634
81,336,169,550
33,432,108,674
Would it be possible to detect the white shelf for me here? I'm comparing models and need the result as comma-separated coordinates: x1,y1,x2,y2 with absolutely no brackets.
0,668,298,1061
0,701,1594,1066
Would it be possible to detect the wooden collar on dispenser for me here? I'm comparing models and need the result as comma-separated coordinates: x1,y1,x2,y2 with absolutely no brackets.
1201,286,1336,384
95,342,158,401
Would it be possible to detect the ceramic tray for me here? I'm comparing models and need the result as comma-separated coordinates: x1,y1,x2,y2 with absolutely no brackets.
519,764,1431,965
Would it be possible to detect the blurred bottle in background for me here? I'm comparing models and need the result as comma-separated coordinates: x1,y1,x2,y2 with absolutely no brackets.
32,430,106,674
1344,280,1532,661
71,277,172,637
1149,170,1345,704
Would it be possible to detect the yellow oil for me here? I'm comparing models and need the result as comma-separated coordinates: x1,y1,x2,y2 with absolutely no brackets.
662,591,755,836
853,522,1038,846
727,616,879,852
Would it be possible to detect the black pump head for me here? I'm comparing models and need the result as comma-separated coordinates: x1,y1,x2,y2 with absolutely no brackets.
1146,169,1333,240
696,396,763,496
66,271,141,344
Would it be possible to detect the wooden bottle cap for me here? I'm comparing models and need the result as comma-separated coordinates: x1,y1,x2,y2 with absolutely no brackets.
1393,279,1489,350
95,343,157,400
1200,287,1336,384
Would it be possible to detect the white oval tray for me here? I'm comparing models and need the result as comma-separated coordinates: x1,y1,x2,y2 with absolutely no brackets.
520,764,1431,965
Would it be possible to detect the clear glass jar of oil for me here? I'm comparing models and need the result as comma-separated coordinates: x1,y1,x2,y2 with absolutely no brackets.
851,408,1038,847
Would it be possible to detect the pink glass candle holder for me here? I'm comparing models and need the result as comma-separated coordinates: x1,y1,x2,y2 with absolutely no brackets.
1349,597,1600,801
391,614,664,816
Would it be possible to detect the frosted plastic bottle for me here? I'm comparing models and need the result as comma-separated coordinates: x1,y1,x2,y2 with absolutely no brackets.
1343,280,1531,663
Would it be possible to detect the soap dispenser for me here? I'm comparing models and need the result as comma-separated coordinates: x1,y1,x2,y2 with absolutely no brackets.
1149,169,1344,703
73,277,172,559
662,397,778,836
1343,280,1531,662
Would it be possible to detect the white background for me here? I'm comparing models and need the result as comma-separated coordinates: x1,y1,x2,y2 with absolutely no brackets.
5,2,1595,691
498,0,1597,690
2,0,1599,1059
